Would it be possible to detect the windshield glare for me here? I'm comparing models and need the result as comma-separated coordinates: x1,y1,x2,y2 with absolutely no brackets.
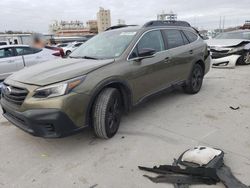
70,30,137,59
215,31,250,40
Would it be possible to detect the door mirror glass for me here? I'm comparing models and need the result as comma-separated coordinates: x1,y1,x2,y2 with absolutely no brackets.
138,48,156,58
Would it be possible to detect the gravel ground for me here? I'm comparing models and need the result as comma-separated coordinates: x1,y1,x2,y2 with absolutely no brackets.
0,66,250,188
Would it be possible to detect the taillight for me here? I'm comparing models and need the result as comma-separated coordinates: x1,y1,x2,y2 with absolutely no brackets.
52,52,61,57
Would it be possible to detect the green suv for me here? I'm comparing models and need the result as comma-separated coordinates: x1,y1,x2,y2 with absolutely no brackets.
0,21,211,139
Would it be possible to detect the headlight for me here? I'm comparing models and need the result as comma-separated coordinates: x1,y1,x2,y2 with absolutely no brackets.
33,76,86,99
229,46,245,53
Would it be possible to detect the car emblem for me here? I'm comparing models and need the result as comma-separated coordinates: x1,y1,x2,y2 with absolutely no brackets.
5,86,12,95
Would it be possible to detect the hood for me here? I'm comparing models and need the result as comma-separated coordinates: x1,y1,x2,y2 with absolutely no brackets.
8,58,114,86
206,39,249,47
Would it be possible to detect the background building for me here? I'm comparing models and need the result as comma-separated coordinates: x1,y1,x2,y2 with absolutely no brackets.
97,7,111,33
157,11,177,21
50,20,94,37
117,19,126,25
86,20,98,34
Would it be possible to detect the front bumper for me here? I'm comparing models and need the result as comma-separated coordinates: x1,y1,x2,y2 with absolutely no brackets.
0,80,91,138
1,100,83,138
211,55,241,69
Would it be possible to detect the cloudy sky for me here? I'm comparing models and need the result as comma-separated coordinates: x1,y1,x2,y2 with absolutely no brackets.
0,0,249,33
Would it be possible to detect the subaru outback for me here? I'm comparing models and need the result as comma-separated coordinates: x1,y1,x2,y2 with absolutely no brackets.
0,21,211,139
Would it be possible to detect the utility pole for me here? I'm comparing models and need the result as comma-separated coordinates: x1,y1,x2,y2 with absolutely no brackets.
222,16,225,32
219,16,222,33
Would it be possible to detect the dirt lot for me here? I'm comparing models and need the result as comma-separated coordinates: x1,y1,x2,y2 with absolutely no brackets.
0,66,250,188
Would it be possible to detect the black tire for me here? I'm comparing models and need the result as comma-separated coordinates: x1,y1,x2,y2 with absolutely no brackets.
66,51,71,56
92,88,123,139
183,63,204,94
237,51,250,65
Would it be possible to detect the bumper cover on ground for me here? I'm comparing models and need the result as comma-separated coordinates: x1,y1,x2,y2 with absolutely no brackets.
1,101,83,138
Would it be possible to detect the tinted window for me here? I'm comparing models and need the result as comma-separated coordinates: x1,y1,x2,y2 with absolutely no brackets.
0,42,7,46
137,30,165,53
181,31,190,45
0,48,15,58
164,30,185,49
129,30,164,59
15,47,41,56
74,43,83,47
183,30,198,43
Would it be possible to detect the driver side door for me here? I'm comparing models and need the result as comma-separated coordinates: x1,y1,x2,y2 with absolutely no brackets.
127,30,175,103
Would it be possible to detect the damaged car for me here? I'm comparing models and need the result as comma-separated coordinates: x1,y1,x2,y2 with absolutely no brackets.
206,30,250,68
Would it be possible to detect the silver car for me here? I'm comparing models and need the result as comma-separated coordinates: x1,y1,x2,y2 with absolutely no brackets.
0,45,59,80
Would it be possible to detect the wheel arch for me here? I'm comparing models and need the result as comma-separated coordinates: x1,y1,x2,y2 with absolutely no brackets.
85,78,133,126
195,60,205,74
185,59,205,85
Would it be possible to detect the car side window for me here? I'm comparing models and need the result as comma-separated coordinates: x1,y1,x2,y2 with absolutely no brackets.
0,48,15,58
129,30,165,59
74,43,82,47
15,47,41,56
181,31,190,45
183,30,198,43
163,29,185,49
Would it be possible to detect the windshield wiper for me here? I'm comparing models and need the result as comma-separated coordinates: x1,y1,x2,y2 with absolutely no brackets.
82,56,98,60
69,56,98,60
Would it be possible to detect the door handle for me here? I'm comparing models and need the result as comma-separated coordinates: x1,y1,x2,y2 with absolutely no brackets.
7,60,14,63
164,57,170,63
189,50,194,54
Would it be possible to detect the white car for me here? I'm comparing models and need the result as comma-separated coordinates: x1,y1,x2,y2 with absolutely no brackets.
0,45,60,80
206,30,250,68
62,42,84,56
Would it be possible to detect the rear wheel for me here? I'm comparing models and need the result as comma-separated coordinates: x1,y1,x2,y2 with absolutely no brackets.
183,63,204,94
92,88,123,139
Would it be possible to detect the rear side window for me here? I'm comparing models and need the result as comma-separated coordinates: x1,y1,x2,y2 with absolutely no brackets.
163,29,185,49
0,48,15,58
15,47,42,56
183,30,198,43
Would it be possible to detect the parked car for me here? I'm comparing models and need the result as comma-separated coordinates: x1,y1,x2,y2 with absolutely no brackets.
55,43,69,48
1,21,210,139
0,41,8,46
0,45,60,81
44,45,65,57
206,30,250,68
62,42,84,56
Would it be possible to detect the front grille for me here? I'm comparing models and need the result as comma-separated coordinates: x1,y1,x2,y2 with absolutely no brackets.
210,49,230,53
2,84,28,106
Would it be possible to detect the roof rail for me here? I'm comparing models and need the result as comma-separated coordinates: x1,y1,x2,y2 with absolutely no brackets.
143,20,191,28
105,25,138,31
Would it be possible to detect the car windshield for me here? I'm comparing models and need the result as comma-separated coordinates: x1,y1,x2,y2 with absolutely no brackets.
69,29,137,59
215,31,250,40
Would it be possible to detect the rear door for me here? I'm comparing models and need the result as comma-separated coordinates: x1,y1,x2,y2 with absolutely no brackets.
162,29,193,82
0,47,24,80
15,46,44,67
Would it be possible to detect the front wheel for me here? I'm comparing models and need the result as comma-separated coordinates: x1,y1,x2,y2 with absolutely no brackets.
183,64,204,94
92,88,123,139
237,51,250,65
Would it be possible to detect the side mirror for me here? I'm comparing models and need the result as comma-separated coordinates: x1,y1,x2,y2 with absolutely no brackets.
138,48,156,58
